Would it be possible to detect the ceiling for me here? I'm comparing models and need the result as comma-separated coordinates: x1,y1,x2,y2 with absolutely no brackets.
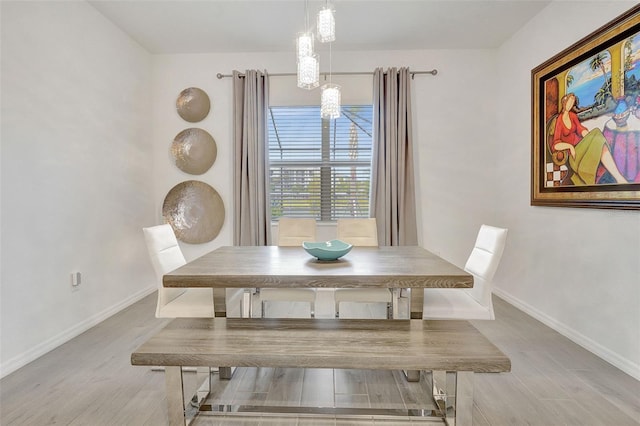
88,0,551,54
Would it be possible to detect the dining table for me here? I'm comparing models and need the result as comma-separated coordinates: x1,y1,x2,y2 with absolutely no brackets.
163,245,473,320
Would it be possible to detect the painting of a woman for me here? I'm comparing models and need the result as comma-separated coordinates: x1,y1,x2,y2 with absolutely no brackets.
552,93,628,185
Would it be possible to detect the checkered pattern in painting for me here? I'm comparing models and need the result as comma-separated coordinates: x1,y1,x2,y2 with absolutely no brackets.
545,162,569,187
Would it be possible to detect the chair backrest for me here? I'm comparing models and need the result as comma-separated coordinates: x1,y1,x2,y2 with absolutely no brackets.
464,225,508,307
277,217,317,246
336,218,378,247
143,224,187,314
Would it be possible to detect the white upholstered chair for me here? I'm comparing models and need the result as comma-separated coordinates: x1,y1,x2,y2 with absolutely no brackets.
259,218,317,318
334,218,394,319
143,224,214,318
423,224,508,320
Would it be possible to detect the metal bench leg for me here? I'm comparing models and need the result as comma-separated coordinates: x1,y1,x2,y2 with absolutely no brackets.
165,366,186,426
432,370,474,426
165,366,213,426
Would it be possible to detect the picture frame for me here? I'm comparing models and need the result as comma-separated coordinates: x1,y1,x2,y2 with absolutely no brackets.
531,5,640,210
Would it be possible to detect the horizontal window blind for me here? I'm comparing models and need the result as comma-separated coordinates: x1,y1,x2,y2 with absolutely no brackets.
268,105,373,221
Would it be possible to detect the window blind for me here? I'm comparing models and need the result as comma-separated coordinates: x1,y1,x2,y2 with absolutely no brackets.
268,105,373,221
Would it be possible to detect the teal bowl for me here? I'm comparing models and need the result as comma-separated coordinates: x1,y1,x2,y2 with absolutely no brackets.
302,239,353,261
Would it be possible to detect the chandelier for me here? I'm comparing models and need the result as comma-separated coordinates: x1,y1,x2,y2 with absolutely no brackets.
295,1,341,119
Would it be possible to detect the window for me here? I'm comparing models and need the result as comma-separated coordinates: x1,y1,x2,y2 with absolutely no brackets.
268,105,373,221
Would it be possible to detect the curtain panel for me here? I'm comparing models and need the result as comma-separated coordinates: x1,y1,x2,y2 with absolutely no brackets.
370,67,418,246
232,70,271,246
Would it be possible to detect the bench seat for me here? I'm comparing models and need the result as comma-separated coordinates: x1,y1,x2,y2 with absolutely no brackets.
132,318,510,425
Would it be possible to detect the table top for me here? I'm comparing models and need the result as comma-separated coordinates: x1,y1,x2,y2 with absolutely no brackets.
163,245,473,289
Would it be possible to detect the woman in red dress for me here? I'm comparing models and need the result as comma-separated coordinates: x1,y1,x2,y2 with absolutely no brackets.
552,93,627,185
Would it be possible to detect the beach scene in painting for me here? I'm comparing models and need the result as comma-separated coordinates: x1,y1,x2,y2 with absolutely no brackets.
543,32,640,188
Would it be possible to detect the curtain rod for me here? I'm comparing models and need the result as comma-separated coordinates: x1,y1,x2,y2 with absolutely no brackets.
216,69,438,80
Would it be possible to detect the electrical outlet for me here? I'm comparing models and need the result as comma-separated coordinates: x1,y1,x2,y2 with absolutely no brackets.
71,272,81,291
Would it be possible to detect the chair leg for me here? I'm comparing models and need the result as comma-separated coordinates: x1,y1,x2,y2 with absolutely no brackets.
386,302,393,319
261,300,266,318
335,301,340,318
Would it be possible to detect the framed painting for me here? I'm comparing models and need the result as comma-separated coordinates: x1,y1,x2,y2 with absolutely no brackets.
531,5,640,209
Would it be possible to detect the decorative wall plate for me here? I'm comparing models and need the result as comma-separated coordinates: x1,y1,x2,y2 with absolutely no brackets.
162,180,225,244
171,128,217,175
176,87,210,122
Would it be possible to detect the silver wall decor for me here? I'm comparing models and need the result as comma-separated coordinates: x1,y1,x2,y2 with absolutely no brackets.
171,128,217,175
162,180,225,244
176,87,210,122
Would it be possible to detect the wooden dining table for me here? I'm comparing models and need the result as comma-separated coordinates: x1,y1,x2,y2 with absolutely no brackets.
163,245,473,320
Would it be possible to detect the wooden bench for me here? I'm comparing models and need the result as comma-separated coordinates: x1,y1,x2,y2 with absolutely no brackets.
131,318,510,426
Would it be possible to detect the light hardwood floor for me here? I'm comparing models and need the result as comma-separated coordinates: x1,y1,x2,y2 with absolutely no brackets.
1,292,638,425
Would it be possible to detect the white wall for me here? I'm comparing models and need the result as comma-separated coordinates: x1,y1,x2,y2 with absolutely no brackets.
494,1,640,379
414,51,500,261
0,1,155,377
151,50,498,262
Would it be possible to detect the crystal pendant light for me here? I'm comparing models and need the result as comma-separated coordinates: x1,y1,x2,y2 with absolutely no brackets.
317,4,335,43
321,83,341,119
296,0,319,90
297,54,320,90
296,32,314,59
321,36,340,119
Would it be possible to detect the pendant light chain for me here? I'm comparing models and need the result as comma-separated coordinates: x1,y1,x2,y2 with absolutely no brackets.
329,41,332,84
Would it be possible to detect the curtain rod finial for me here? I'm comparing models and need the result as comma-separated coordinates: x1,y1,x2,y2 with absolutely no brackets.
216,73,224,79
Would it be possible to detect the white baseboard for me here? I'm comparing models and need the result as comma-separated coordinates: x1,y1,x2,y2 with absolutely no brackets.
492,287,640,381
0,285,156,379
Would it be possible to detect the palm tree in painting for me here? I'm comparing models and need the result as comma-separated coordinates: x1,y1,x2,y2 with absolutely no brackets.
590,52,613,102
595,86,609,106
622,36,636,96
590,53,607,78
624,38,633,73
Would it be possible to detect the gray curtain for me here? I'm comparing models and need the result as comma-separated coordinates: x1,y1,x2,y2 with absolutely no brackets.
233,70,271,246
370,67,418,246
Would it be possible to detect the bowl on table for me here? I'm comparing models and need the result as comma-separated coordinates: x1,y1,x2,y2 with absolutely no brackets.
302,239,353,261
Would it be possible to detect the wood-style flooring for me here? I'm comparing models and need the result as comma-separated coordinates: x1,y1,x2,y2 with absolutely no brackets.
1,291,639,425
